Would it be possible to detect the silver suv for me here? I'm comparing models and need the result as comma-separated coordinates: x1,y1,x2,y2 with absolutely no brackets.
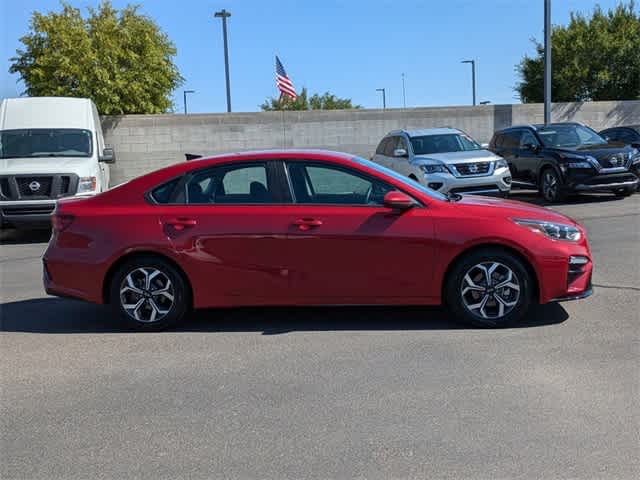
372,128,512,196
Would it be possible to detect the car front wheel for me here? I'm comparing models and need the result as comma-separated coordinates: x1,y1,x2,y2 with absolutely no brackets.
109,256,190,331
539,168,566,203
445,249,534,328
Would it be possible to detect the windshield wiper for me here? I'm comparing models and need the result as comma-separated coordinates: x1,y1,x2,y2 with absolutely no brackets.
446,191,463,202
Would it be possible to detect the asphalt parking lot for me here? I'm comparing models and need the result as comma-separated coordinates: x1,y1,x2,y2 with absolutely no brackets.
1,192,639,480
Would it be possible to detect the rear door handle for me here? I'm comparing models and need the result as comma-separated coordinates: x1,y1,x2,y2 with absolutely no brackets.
165,217,197,230
292,218,323,231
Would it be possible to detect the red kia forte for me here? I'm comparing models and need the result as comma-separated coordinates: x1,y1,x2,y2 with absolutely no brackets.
43,150,593,330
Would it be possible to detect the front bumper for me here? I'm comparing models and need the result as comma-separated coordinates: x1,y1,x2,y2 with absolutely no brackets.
422,167,512,196
565,170,638,193
0,202,56,228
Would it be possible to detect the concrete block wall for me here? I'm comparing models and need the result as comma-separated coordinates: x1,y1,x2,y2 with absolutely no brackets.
102,100,640,185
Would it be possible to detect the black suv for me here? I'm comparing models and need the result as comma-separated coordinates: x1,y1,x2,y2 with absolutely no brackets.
490,122,639,202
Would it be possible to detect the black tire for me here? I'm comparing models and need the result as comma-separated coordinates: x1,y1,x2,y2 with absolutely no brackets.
445,248,534,328
109,255,190,331
613,187,634,197
539,167,566,203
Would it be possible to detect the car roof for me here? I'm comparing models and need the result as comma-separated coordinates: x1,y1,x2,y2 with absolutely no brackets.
601,125,640,132
495,122,584,134
388,128,461,137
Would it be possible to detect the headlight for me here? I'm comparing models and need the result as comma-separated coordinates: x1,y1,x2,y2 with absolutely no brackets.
419,164,448,174
513,218,582,242
495,158,508,169
631,149,640,164
77,176,97,193
567,161,593,169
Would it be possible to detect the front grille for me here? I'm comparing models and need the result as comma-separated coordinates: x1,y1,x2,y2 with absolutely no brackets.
0,174,78,201
17,177,53,197
597,153,630,169
583,173,637,186
453,162,492,176
1,205,55,216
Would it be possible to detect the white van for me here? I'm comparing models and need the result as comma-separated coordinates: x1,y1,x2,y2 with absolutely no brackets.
0,97,114,229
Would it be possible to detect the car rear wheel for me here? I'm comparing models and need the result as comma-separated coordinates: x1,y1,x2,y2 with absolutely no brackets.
445,249,533,328
110,256,190,331
539,168,566,203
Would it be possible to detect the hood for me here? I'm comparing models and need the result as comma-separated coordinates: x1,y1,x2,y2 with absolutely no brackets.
549,142,633,158
453,195,577,225
413,149,501,165
0,156,94,175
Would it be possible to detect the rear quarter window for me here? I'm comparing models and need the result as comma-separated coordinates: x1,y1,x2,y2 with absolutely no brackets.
150,177,181,204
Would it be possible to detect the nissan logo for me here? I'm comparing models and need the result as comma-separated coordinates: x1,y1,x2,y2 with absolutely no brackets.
469,164,479,173
28,181,41,192
610,155,620,166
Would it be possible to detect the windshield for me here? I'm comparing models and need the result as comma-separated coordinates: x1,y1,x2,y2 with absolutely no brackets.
536,124,607,148
351,156,448,201
410,133,482,155
0,128,93,158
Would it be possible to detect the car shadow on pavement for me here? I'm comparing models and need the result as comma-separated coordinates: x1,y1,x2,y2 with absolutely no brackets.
0,297,568,334
0,228,51,245
507,190,627,207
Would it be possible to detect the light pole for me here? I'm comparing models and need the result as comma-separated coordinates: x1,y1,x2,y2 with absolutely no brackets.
376,88,386,109
461,60,476,106
214,9,232,113
544,0,552,124
183,90,195,114
401,73,406,108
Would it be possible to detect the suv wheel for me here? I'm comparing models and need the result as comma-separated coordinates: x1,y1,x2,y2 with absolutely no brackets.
445,249,533,328
613,187,634,197
110,256,190,331
540,168,566,203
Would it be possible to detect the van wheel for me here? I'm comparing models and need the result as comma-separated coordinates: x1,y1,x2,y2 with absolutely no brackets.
109,256,190,331
445,249,533,328
539,168,566,203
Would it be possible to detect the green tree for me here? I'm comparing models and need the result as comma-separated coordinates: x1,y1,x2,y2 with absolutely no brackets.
9,1,183,114
260,87,361,111
516,1,640,102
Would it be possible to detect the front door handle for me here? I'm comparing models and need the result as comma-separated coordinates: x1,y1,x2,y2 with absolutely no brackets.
165,217,197,231
292,218,323,231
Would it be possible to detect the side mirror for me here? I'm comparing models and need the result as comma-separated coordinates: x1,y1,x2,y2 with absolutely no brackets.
481,143,489,149
99,147,115,163
393,148,408,158
383,191,414,211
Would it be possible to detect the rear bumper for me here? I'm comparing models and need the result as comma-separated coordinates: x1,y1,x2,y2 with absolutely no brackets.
0,202,55,228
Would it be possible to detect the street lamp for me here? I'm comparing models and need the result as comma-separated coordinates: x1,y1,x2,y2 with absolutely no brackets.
183,90,195,114
461,60,476,106
544,0,552,124
214,9,232,113
376,88,386,109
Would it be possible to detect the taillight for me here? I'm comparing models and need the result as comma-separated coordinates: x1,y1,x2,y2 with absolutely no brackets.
51,213,75,232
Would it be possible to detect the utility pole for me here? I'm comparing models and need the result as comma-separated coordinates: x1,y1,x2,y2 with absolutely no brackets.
376,88,386,109
461,60,476,106
214,9,232,113
183,90,195,114
544,0,552,124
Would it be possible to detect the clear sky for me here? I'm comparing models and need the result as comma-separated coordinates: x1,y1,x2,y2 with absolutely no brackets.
0,0,625,113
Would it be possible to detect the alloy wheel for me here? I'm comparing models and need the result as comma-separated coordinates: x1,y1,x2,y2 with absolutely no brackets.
119,267,175,323
542,171,558,202
460,261,521,321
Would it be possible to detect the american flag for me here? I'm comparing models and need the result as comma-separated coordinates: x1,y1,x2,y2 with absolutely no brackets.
275,56,297,100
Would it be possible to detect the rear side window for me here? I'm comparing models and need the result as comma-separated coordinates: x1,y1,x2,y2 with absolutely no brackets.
150,177,181,204
502,131,521,149
186,163,274,204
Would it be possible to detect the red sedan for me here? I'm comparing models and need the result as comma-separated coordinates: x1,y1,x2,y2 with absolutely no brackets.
43,150,593,330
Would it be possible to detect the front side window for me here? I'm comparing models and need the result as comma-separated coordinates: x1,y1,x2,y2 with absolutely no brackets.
0,128,93,158
186,163,273,204
410,133,481,155
383,137,398,156
287,162,395,205
537,124,607,148
520,130,539,148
